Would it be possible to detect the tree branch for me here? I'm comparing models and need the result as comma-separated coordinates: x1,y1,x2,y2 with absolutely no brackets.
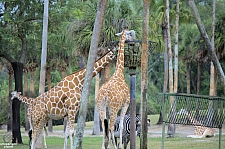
0,53,17,63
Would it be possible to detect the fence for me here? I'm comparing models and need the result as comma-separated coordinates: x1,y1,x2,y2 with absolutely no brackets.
157,93,225,149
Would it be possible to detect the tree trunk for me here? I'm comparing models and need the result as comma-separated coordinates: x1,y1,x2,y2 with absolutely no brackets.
30,70,35,97
166,0,175,138
157,24,168,125
74,0,108,148
92,73,100,135
46,67,53,133
11,62,23,144
140,1,150,149
79,56,86,69
197,62,201,95
188,0,225,92
37,0,49,148
208,1,216,124
174,0,179,94
61,69,68,133
7,67,13,132
186,62,191,94
23,68,30,131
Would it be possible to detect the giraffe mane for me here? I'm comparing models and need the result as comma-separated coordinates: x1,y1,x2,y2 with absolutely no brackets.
62,50,114,79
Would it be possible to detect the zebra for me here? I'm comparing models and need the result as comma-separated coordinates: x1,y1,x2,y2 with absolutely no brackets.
113,113,150,149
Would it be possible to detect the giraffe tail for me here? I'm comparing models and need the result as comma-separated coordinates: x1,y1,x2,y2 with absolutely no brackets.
104,119,109,139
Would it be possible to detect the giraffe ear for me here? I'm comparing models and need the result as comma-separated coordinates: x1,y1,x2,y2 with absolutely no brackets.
115,32,122,36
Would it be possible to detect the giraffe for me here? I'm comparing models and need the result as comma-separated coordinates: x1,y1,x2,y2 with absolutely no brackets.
26,49,115,149
11,91,48,148
177,108,215,138
96,29,134,149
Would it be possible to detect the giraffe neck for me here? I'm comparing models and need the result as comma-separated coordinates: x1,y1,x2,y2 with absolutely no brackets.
115,30,126,77
17,95,32,105
92,51,114,77
64,51,114,87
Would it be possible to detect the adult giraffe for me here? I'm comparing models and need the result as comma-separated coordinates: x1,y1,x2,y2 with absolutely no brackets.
27,49,115,149
96,29,134,149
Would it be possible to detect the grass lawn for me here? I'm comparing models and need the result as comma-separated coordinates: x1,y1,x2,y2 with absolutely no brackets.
0,114,224,149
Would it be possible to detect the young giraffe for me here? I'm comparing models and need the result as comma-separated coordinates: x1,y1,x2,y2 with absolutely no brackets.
11,91,48,148
29,50,115,149
178,109,215,138
96,29,134,149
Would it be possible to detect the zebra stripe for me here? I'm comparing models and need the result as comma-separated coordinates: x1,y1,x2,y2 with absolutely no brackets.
113,114,141,149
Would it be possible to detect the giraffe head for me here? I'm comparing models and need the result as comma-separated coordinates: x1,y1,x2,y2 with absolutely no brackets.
115,29,136,41
11,91,21,100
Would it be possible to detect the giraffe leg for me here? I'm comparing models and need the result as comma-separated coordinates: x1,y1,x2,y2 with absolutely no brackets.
69,120,75,149
64,111,76,149
109,115,118,149
99,110,107,149
43,126,47,148
118,104,129,149
31,119,46,149
63,116,69,149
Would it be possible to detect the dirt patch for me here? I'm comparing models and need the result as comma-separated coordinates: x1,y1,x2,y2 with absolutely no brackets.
22,124,224,138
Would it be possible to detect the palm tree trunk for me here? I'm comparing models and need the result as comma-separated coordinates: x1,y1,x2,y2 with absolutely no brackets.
174,0,179,94
61,69,68,133
186,62,191,111
30,70,35,98
197,62,201,94
74,0,108,148
92,73,100,135
186,62,191,94
23,68,30,131
208,0,216,125
46,67,52,133
140,0,150,148
37,0,49,148
166,0,175,138
157,24,168,125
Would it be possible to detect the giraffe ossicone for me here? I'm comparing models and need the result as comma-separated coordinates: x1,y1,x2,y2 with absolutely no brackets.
96,29,133,149
12,50,115,149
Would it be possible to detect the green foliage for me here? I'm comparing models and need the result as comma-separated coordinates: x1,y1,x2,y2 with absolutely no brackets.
0,80,8,124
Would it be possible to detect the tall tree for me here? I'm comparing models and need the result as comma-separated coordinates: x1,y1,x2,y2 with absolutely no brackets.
165,0,176,138
140,0,150,149
174,0,179,94
188,0,225,92
74,0,108,148
36,0,49,148
210,0,216,96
